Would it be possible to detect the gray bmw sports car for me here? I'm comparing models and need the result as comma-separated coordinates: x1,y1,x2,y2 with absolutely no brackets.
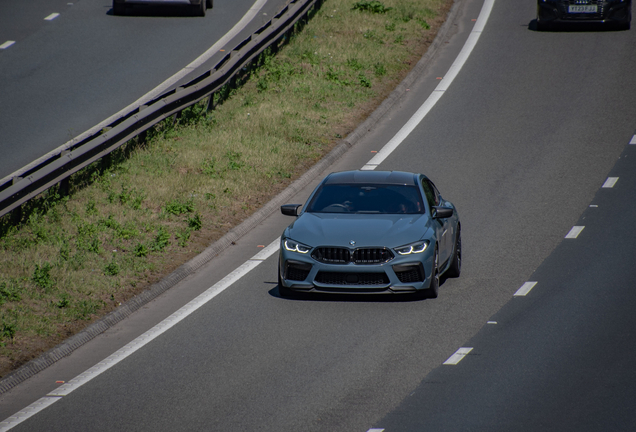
278,170,461,298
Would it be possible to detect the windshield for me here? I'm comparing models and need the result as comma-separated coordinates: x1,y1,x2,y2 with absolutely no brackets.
306,184,424,214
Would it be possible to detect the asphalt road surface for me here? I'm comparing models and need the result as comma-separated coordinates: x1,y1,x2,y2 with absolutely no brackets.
1,0,636,430
0,0,290,180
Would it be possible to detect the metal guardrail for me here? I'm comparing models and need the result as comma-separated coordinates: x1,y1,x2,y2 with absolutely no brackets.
0,0,323,220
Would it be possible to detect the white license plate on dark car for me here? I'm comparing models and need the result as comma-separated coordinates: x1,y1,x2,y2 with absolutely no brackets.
568,5,598,13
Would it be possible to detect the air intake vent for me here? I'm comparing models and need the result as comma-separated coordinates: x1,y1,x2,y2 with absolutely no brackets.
312,247,393,264
315,271,390,286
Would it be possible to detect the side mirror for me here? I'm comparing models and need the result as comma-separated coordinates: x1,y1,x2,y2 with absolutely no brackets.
281,204,302,217
432,206,453,219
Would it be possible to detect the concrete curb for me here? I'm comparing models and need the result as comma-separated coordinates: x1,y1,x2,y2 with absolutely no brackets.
0,0,465,396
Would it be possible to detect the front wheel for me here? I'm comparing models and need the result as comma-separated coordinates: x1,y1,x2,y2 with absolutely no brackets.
536,19,549,31
278,266,294,298
424,248,439,299
446,227,461,278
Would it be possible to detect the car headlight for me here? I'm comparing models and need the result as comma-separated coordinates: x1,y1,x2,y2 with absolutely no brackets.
394,240,429,255
283,238,312,254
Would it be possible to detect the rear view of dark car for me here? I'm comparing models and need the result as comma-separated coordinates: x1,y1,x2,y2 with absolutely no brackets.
537,0,632,30
113,0,213,16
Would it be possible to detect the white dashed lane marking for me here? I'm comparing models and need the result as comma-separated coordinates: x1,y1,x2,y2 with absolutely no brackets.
630,135,636,145
602,177,618,188
565,226,585,239
443,347,473,365
514,281,537,297
0,41,15,49
44,13,60,21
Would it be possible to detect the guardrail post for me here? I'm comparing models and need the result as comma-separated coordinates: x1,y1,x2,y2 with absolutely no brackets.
11,177,22,224
102,152,111,171
206,91,218,112
173,88,184,125
172,110,182,126
138,130,147,148
60,151,71,197
138,105,148,148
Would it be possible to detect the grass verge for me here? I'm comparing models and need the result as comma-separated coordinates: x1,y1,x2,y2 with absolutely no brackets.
0,0,452,378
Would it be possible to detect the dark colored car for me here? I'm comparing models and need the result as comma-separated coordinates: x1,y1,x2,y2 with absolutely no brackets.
278,170,461,298
537,0,632,30
113,0,213,16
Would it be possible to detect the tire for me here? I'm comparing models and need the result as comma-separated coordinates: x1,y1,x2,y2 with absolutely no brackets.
446,227,462,278
425,248,440,299
278,265,294,298
193,0,205,17
206,0,213,8
621,9,631,30
536,16,553,31
113,1,126,15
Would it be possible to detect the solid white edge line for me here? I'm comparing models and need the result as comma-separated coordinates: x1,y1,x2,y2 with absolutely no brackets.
514,281,537,297
565,226,585,239
443,347,473,365
0,41,16,49
362,0,496,170
44,13,60,20
0,239,280,430
602,177,618,188
0,397,61,432
0,0,269,187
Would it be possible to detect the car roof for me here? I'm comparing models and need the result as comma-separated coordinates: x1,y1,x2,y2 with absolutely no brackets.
323,170,419,186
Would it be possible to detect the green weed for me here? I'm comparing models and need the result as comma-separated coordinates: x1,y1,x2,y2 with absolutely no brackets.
187,214,202,231
359,73,372,88
104,261,120,276
0,281,21,305
134,243,149,257
164,199,195,216
352,1,393,14
151,227,171,251
0,320,16,343
55,293,70,309
32,263,55,290
226,151,245,171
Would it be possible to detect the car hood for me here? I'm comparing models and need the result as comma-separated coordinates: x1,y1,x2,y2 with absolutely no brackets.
284,212,430,248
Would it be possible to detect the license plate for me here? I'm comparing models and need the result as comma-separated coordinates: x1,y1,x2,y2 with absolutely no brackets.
568,5,598,13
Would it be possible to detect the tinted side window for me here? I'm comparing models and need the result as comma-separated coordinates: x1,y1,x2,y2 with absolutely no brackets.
421,179,437,212
431,182,441,203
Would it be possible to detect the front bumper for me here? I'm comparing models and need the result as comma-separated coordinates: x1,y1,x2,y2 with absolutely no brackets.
278,244,435,295
537,0,631,24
